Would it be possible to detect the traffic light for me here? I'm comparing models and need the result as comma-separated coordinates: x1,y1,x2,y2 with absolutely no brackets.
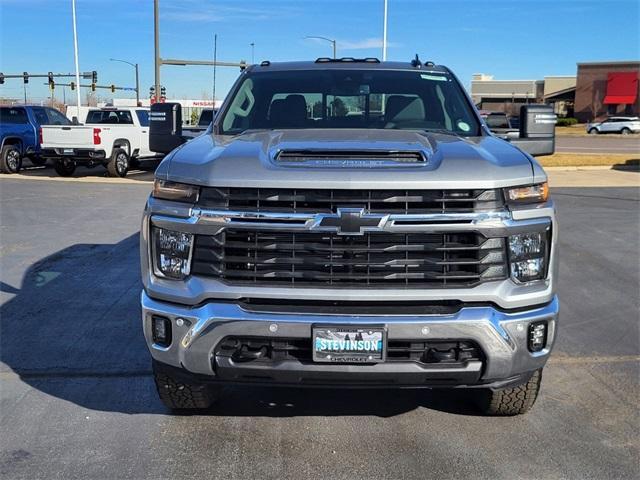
70,82,75,91
91,83,96,92
110,84,115,93
0,73,4,85
160,86,166,102
23,72,28,84
48,72,54,90
91,71,98,84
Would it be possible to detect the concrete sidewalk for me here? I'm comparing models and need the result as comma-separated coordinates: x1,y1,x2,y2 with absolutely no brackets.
547,168,639,187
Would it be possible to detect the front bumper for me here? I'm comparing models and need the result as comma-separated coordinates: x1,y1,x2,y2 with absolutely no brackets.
142,291,559,387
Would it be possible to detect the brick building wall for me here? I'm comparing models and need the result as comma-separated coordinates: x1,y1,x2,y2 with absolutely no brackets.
574,61,640,123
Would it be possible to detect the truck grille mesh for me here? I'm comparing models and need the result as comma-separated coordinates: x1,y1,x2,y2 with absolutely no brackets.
197,187,503,214
192,230,507,288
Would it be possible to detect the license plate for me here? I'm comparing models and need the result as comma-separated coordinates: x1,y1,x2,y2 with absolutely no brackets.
312,325,385,363
62,149,74,155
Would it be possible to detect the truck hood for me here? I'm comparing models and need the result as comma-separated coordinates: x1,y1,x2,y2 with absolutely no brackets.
160,129,536,189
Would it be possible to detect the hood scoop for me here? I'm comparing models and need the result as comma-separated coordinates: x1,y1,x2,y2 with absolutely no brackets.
274,149,427,168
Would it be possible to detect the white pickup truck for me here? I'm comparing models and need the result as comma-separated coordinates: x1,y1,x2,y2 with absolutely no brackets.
41,107,157,177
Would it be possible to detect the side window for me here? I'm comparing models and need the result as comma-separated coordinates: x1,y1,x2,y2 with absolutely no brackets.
86,111,105,123
0,107,28,124
32,108,50,125
46,108,71,125
117,111,134,124
135,110,149,127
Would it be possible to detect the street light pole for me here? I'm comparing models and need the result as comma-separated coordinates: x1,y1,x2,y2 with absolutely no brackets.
250,42,255,64
110,58,140,105
382,0,388,61
71,0,82,108
305,36,337,59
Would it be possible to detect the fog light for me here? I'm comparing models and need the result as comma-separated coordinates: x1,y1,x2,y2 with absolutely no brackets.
528,321,547,352
152,315,172,347
152,227,194,279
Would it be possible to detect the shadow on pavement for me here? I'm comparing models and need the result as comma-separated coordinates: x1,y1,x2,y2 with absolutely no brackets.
14,158,158,181
0,234,482,418
612,158,640,171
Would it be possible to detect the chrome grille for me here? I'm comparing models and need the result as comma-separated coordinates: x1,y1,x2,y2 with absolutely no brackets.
192,230,507,288
197,187,503,214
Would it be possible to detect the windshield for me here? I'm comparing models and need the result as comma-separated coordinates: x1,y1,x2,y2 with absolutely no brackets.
219,69,480,136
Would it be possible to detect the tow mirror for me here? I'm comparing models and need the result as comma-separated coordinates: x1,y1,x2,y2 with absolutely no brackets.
509,104,557,157
149,102,184,154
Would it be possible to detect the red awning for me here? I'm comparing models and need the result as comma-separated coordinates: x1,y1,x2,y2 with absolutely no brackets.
603,72,638,105
603,95,636,105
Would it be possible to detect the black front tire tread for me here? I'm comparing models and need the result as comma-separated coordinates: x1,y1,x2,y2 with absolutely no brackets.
153,369,217,410
482,369,542,416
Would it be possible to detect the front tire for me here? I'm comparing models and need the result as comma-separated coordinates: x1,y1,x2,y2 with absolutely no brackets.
0,145,22,174
478,369,542,416
588,128,599,135
54,158,76,177
107,148,129,177
152,361,220,410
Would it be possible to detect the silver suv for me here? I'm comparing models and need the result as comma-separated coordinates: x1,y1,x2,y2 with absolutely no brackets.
587,116,640,134
141,58,558,415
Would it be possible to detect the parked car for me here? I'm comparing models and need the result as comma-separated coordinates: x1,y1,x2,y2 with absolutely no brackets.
0,105,71,174
182,108,219,139
480,111,520,139
141,57,558,416
587,116,640,135
40,106,157,177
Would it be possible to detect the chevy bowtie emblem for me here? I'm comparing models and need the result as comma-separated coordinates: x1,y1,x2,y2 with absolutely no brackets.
313,208,387,235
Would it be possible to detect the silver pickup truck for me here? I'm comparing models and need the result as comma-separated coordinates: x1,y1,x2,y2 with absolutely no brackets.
141,58,558,415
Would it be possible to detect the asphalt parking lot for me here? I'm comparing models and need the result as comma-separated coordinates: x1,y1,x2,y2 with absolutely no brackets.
556,135,640,154
1,176,638,480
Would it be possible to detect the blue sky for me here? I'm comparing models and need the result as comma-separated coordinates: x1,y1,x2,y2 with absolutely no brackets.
1,0,639,103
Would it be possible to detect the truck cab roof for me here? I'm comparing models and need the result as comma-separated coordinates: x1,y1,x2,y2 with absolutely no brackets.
248,57,447,73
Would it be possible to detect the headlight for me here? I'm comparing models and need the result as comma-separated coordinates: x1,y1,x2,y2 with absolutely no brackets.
508,231,550,283
152,227,194,279
505,182,549,205
152,179,200,203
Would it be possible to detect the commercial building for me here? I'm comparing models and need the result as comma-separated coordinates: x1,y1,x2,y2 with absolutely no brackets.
573,61,639,122
470,74,575,117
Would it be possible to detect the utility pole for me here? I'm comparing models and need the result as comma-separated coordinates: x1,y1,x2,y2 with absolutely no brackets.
250,42,255,64
382,0,388,61
154,0,160,102
71,0,82,107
